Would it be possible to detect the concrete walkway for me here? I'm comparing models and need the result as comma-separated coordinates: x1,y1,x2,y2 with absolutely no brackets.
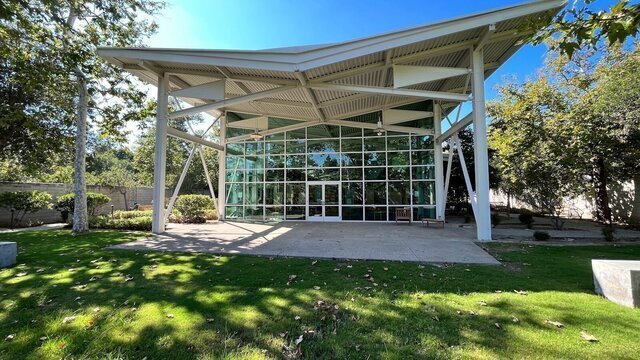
0,223,66,233
111,221,500,265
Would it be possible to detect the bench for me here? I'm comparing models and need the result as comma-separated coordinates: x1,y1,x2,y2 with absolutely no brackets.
0,242,17,268
421,218,445,228
592,260,640,308
395,208,411,224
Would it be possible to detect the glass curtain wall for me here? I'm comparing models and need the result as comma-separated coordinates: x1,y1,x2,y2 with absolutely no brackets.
224,105,437,222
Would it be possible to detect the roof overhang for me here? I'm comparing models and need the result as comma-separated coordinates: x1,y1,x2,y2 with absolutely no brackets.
98,0,565,122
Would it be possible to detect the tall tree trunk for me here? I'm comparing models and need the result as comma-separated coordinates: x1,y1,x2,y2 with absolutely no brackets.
72,75,89,233
122,189,129,211
593,157,612,224
629,173,640,226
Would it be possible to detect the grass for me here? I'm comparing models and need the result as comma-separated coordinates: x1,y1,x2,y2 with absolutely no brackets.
0,230,639,359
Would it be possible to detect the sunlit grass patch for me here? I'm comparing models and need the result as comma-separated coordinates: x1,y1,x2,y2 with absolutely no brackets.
0,230,639,359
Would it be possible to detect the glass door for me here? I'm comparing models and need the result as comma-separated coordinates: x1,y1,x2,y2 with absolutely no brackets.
306,181,341,221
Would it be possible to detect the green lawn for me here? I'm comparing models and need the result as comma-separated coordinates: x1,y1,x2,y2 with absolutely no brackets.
1,231,639,359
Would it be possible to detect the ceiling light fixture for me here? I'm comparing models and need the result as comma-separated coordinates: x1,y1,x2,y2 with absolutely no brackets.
375,117,385,136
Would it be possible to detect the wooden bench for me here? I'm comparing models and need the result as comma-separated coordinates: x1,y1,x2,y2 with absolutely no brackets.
421,218,445,228
395,208,412,224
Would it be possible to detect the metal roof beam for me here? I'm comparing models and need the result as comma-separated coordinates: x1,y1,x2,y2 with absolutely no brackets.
436,112,473,143
167,126,225,151
226,120,321,143
475,24,497,51
168,85,298,119
311,29,532,83
295,72,326,121
326,119,433,135
309,83,470,102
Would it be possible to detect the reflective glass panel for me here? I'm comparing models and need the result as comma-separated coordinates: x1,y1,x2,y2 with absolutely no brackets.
286,183,306,205
388,181,411,205
265,183,284,205
342,167,363,181
365,206,387,221
341,153,363,167
342,182,363,205
364,152,386,167
413,181,435,205
365,167,386,181
308,153,340,168
286,169,305,182
341,138,363,152
411,151,434,166
387,152,409,166
412,166,435,180
363,137,386,151
226,184,243,205
365,182,387,205
387,137,410,151
244,183,263,205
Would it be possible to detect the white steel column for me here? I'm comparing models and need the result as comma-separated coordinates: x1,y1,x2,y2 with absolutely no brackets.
471,48,492,241
218,114,227,220
152,74,169,233
433,103,445,220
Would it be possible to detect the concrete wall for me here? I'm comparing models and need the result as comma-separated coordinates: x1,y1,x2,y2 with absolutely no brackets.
0,182,155,227
490,181,636,222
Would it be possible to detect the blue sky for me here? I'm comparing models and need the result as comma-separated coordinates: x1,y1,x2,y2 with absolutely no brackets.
144,0,616,105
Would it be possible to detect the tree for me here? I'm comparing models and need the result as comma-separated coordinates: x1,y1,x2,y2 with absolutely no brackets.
1,1,163,233
0,191,52,227
91,149,137,210
488,78,579,228
578,49,640,224
531,0,640,57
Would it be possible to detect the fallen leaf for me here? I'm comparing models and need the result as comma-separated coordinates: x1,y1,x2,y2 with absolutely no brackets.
36,269,45,273
313,286,321,290
39,336,47,341
166,314,174,319
62,316,76,324
311,260,318,265
294,315,301,321
295,334,304,345
545,320,564,328
580,331,598,342
511,316,519,323
5,334,15,341
15,272,27,277
478,301,487,306
355,344,362,352
494,323,502,329
514,290,528,296
206,318,214,323
432,316,440,322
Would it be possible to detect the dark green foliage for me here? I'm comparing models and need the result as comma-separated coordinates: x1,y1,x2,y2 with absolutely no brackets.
54,192,111,218
533,231,551,241
491,213,502,228
89,215,151,231
112,210,153,219
172,195,215,223
519,213,535,229
0,190,52,226
531,1,640,58
602,226,616,242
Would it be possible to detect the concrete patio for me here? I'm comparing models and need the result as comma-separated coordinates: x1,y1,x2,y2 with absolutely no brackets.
111,221,500,264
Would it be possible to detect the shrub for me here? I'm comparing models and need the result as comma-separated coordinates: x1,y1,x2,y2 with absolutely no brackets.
173,195,214,223
519,213,535,229
203,209,218,221
54,192,111,220
533,231,550,241
491,213,502,228
0,190,52,227
112,210,153,219
602,226,616,242
89,215,152,231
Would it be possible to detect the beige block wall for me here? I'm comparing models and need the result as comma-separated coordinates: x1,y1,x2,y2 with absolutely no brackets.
0,182,156,227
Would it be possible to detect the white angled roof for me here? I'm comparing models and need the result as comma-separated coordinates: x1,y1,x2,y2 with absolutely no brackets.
98,0,565,121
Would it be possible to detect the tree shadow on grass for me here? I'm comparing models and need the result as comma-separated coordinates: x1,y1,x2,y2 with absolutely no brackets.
1,230,640,359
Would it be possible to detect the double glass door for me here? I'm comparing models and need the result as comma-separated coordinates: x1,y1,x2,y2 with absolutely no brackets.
307,182,341,221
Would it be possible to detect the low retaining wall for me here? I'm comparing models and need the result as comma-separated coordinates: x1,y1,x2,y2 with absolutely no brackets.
0,182,156,227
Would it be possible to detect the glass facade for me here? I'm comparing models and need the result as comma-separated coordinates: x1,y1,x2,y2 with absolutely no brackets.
224,105,437,222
